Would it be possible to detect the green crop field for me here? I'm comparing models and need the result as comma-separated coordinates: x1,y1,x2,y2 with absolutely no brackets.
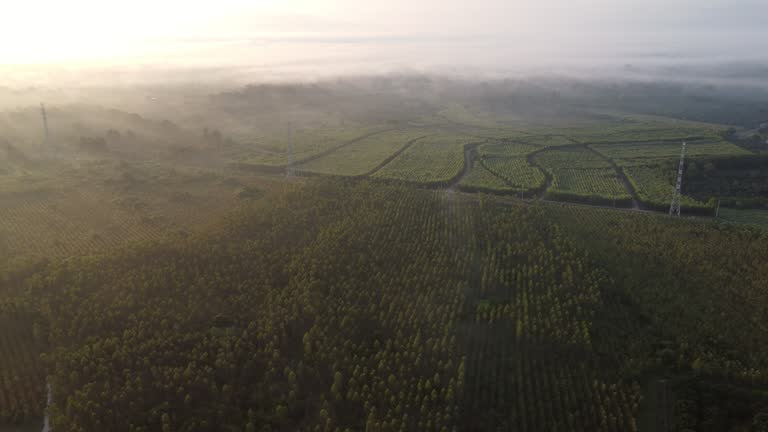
535,146,614,169
549,168,631,201
532,146,630,203
457,163,516,193
591,139,750,163
236,125,386,166
562,117,724,144
482,157,546,192
516,134,575,147
373,134,474,184
623,165,712,212
478,141,539,157
297,129,429,176
576,128,713,144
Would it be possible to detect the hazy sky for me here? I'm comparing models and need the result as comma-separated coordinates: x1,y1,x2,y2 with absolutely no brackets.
1,0,766,80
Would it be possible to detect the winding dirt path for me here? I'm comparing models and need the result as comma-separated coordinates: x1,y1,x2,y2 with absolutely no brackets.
294,127,399,166
448,144,481,190
363,135,432,177
581,144,643,210
525,147,554,199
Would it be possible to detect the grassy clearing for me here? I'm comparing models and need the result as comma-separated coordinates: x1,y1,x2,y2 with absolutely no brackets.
373,134,474,184
298,129,428,176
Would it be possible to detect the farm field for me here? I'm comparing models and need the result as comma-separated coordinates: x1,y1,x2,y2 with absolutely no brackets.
235,125,387,166
549,168,630,201
623,165,712,212
477,140,539,157
373,134,474,184
533,146,631,203
562,118,724,144
481,157,546,193
515,134,575,147
535,146,614,169
591,139,749,163
457,163,516,193
297,129,429,176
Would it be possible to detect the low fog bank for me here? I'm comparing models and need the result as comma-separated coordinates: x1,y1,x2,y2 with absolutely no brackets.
2,64,767,130
3,53,768,89
2,71,766,181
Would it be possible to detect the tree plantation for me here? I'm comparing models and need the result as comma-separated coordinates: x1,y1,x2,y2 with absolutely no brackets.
1,180,767,431
2,74,768,432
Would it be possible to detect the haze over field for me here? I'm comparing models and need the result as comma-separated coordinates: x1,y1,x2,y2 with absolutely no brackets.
3,1,768,432
2,0,768,85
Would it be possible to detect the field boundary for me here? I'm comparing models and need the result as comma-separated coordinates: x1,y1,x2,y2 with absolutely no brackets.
448,143,483,188
472,158,543,198
229,127,399,174
583,144,642,209
293,127,400,166
578,135,713,146
526,146,556,198
362,135,433,177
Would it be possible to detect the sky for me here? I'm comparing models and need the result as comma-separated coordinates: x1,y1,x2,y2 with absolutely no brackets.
1,0,766,81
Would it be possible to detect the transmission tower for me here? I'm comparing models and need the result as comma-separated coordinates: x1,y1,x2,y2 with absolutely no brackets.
286,122,295,178
669,141,686,216
40,103,50,148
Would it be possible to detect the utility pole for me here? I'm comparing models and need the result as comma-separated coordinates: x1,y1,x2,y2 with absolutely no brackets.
669,141,686,216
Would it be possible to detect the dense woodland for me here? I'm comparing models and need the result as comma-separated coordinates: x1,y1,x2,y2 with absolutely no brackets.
1,74,767,431
1,180,767,431
685,155,768,208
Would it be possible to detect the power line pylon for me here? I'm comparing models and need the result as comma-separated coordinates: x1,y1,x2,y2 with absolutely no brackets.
669,141,686,216
286,122,295,178
40,103,50,149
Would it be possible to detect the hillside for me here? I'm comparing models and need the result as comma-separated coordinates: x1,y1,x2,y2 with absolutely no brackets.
1,180,767,431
